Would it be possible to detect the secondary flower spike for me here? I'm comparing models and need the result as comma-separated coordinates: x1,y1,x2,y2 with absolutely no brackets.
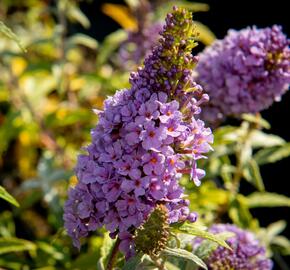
196,25,290,125
118,22,162,70
64,6,213,258
193,224,273,270
118,0,162,70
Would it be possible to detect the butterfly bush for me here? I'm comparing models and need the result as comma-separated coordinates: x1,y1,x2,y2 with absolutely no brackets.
64,6,213,258
196,25,290,124
193,224,273,270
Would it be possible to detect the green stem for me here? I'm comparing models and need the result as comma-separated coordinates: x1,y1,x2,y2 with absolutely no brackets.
106,238,121,270
230,121,254,197
217,116,261,222
230,149,243,196
150,254,166,270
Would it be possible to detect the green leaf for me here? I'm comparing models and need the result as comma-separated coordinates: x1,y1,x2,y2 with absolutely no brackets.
174,1,210,12
254,143,290,165
156,1,209,19
242,114,270,129
0,237,36,254
0,258,25,270
243,159,265,191
220,164,235,184
246,192,290,208
164,261,181,270
173,223,231,250
194,21,216,45
249,130,285,148
229,195,256,228
0,211,15,237
213,126,238,141
72,252,101,270
97,233,116,270
272,236,290,255
194,232,233,260
162,247,207,270
212,126,238,155
239,138,252,168
68,34,98,50
0,21,26,52
267,220,287,238
193,240,217,261
0,186,19,207
122,254,143,270
96,29,127,66
67,3,90,28
37,241,64,260
257,221,288,256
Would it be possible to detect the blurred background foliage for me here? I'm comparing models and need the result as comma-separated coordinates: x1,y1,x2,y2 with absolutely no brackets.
0,0,289,269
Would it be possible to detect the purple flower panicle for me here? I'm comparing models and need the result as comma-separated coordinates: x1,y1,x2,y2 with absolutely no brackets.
196,25,290,125
193,224,273,270
64,6,213,257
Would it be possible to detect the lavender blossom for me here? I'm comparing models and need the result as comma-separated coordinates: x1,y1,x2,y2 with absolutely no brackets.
193,224,273,270
64,6,213,258
196,25,290,125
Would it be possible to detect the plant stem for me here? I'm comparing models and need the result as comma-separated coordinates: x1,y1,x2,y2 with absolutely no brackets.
230,149,243,196
150,254,166,270
230,122,253,196
106,238,121,270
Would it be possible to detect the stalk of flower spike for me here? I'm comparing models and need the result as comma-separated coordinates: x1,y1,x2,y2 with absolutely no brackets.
193,224,273,270
64,6,213,259
196,25,290,126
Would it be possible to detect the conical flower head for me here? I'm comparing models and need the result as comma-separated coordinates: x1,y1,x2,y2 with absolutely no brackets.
64,6,213,258
196,25,290,125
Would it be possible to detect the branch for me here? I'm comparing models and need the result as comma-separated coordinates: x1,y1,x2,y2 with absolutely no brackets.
106,238,121,270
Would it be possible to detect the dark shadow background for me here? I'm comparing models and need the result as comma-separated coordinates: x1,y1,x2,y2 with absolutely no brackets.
77,0,290,267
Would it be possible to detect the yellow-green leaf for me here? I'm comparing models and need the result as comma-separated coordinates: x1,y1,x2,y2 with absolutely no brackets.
246,192,290,208
0,186,19,207
243,159,265,191
67,3,90,28
229,195,256,228
242,114,270,129
254,143,290,165
68,34,98,50
194,232,234,260
249,130,285,148
97,233,115,270
0,21,26,52
0,237,36,254
173,223,231,250
96,30,127,66
162,247,208,270
194,21,216,45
